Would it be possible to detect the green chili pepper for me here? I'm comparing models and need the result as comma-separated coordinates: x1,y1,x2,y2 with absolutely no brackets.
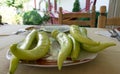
9,29,37,74
68,34,81,61
79,27,88,38
17,29,38,50
51,30,72,70
70,25,99,45
9,55,19,74
78,26,116,53
10,31,50,60
82,42,116,53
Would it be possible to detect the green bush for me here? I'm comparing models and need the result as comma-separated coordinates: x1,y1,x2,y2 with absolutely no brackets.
42,14,50,22
23,10,43,25
72,0,81,12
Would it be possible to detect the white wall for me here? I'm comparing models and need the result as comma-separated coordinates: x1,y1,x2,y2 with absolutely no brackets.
58,0,86,11
96,0,109,11
29,0,109,12
56,0,109,12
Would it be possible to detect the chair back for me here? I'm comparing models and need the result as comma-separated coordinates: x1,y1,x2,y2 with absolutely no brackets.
98,6,120,28
58,5,96,27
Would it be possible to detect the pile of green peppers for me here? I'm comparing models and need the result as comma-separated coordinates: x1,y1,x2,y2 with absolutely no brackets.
51,25,116,70
9,25,116,74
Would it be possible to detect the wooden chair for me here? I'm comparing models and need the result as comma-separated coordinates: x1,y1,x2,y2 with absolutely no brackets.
98,6,120,28
58,5,96,27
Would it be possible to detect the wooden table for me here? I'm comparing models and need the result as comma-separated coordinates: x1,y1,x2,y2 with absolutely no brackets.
0,25,120,74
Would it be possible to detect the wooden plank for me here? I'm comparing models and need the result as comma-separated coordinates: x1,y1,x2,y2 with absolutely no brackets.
63,20,90,25
107,18,120,26
62,13,91,18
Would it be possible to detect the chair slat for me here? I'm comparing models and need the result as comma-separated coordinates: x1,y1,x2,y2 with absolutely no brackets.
62,13,91,18
63,20,91,26
107,18,120,26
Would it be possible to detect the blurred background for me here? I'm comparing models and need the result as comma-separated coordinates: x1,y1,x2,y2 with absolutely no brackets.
0,0,109,25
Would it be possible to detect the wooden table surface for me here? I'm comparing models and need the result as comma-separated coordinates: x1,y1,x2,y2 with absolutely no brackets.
0,25,120,74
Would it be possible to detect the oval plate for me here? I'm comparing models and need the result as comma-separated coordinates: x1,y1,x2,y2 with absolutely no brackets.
6,26,98,68
6,38,97,67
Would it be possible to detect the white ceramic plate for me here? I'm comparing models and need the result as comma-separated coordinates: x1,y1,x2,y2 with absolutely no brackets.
40,25,70,32
6,38,98,67
6,26,98,67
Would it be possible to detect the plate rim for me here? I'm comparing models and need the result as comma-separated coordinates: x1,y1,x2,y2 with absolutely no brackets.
40,25,70,32
6,49,98,67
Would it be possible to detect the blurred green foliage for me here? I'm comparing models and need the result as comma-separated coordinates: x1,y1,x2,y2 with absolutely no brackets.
22,10,43,25
72,0,81,12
